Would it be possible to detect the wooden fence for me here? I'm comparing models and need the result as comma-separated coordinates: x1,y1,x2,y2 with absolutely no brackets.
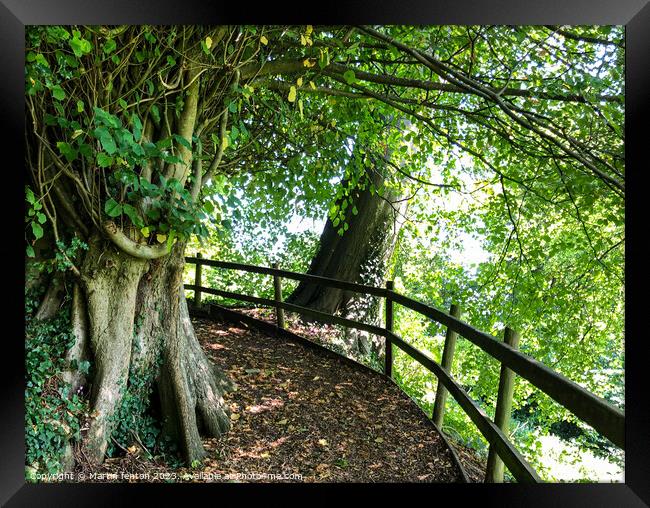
185,256,625,483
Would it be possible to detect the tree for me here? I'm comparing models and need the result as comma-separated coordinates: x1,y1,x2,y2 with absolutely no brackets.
286,115,419,356
25,24,624,469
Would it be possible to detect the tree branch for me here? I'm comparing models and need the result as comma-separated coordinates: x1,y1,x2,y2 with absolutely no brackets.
103,221,170,260
545,26,624,49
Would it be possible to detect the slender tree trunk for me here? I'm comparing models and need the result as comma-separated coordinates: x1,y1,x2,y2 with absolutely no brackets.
75,235,232,465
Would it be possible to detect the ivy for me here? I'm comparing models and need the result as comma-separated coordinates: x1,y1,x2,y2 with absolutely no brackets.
25,306,89,477
25,186,45,257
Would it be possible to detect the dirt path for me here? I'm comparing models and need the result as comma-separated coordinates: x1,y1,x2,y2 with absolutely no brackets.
191,317,463,482
92,316,464,482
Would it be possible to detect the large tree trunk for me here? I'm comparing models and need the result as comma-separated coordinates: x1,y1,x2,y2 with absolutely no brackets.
76,234,232,466
287,169,407,357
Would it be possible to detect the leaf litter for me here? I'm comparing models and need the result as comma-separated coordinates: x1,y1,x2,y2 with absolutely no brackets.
85,315,464,482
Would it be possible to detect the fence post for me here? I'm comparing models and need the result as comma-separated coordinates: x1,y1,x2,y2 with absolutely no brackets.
485,326,521,483
432,303,461,428
194,252,203,308
385,280,394,378
272,262,285,329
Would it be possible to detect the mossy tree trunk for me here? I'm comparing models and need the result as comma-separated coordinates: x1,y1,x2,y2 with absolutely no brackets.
70,235,232,465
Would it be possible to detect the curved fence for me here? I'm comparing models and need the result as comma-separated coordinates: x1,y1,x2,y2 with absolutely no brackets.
185,255,625,483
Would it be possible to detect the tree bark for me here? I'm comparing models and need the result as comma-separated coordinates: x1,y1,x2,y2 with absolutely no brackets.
75,235,232,465
34,272,66,321
287,169,407,356
62,282,90,395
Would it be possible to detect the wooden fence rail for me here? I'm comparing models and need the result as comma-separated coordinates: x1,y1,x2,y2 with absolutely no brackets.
185,256,625,483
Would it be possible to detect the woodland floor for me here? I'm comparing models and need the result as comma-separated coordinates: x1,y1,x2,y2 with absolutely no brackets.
89,312,468,483
233,307,488,483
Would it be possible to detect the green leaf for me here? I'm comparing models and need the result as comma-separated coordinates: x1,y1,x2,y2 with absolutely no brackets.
123,204,143,228
96,153,113,168
318,49,330,70
78,360,91,375
31,222,44,240
230,125,239,142
93,107,121,128
203,201,215,214
104,198,122,218
343,70,357,85
26,245,35,258
103,39,117,54
173,134,192,150
94,127,117,155
78,143,92,158
56,142,77,163
131,114,143,142
51,85,66,101
69,32,92,57
167,230,176,252
150,104,160,124
146,208,161,221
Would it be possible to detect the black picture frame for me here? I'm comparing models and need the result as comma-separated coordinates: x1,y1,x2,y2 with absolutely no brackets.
1,1,648,506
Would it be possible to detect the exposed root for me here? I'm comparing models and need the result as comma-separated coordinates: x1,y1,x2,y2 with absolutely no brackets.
62,282,90,394
35,272,66,321
157,287,232,463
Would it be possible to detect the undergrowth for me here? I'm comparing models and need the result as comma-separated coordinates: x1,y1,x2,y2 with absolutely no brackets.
25,302,89,479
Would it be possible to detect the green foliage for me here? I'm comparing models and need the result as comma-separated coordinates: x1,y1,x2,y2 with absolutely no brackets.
185,206,321,306
25,186,46,257
89,106,213,246
389,173,624,480
26,237,88,278
25,307,89,476
25,283,46,319
54,238,88,272
106,363,162,458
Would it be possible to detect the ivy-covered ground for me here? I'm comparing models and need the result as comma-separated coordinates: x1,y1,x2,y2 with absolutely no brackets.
84,316,464,483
